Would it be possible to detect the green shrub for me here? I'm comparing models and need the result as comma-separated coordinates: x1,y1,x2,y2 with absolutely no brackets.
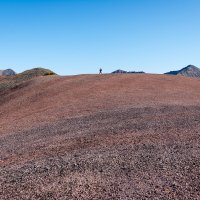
43,72,55,76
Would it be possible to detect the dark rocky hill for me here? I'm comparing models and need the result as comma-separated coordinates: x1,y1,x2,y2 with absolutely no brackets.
165,65,200,78
0,69,16,76
112,69,127,73
112,69,145,74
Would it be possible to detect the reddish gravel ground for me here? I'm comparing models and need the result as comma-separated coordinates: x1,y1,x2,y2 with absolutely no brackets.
0,74,200,199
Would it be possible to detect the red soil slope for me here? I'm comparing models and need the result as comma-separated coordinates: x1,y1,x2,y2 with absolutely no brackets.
0,74,200,199
1,74,200,134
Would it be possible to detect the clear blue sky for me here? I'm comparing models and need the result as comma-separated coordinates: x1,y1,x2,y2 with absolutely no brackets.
0,0,200,75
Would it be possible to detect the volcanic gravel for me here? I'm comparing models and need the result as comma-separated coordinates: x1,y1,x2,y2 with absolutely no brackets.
0,74,200,199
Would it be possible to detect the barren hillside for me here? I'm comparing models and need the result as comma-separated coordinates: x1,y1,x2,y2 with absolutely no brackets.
165,65,200,78
0,74,200,199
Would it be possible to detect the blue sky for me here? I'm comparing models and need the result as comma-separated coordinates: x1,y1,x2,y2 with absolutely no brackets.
0,0,200,75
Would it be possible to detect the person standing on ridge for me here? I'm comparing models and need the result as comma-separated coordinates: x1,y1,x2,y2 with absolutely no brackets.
99,68,102,74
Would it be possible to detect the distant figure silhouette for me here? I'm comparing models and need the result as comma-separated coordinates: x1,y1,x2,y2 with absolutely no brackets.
99,68,102,74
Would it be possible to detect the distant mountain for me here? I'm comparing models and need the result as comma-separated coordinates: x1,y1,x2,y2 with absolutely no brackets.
128,71,145,74
165,65,200,78
112,69,145,74
112,69,127,74
0,69,16,76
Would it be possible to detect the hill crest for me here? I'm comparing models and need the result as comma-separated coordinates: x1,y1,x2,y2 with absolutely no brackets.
165,65,200,77
0,69,16,76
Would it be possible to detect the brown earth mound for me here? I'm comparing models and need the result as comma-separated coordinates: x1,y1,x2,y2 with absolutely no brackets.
0,67,56,94
0,74,200,199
